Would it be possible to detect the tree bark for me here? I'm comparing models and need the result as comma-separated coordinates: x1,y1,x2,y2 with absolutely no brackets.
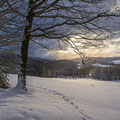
16,0,34,90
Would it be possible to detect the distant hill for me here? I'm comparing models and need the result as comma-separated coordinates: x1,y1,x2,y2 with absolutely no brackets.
1,53,120,78
72,57,120,65
0,53,77,77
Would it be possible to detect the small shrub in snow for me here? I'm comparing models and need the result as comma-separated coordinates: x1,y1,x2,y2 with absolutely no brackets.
0,67,11,89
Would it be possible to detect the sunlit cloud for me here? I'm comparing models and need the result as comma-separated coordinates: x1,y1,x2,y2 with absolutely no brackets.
29,35,120,60
71,38,76,41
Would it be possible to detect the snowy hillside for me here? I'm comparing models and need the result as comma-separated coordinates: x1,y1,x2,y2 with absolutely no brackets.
0,75,120,120
92,63,111,67
112,60,120,64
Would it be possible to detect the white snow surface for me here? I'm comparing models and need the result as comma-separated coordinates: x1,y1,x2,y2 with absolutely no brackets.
112,60,120,64
76,64,81,69
0,75,120,120
92,63,111,67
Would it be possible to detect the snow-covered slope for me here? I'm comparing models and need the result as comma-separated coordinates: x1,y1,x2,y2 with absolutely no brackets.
0,75,120,120
92,63,111,67
112,60,120,64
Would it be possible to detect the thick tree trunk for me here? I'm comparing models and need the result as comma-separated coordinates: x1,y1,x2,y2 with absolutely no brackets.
16,0,34,90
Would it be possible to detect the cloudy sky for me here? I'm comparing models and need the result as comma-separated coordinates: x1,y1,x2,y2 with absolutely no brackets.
28,0,120,60
28,34,120,60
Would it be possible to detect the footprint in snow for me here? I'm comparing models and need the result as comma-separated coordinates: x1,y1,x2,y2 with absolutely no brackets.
40,86,92,120
28,84,92,120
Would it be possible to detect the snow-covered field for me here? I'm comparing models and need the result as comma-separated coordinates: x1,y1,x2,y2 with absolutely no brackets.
0,75,120,120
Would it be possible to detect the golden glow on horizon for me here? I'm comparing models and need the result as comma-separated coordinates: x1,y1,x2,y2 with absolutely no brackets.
75,36,81,39
44,37,120,60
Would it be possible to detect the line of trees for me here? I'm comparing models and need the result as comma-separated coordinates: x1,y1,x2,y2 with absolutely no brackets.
91,65,120,80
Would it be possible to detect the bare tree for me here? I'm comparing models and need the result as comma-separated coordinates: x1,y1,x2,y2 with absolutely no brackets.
0,0,21,88
3,0,120,90
0,0,23,53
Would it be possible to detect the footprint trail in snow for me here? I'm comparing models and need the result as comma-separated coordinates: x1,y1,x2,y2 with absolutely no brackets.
28,84,92,120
